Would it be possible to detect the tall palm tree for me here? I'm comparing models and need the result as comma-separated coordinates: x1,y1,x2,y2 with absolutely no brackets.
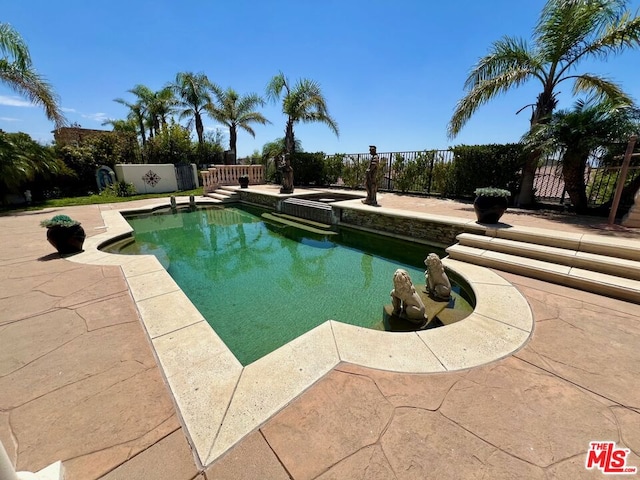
266,72,338,156
171,72,215,146
527,97,640,212
114,92,148,146
0,23,65,127
447,0,640,206
207,87,270,161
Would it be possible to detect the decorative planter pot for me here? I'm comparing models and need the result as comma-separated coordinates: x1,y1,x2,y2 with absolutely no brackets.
473,195,508,223
239,177,249,188
46,225,86,254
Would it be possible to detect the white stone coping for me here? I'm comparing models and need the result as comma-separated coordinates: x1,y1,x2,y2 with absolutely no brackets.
66,199,533,467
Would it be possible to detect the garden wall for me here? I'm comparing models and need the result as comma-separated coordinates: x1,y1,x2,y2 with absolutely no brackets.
335,206,484,247
115,164,197,194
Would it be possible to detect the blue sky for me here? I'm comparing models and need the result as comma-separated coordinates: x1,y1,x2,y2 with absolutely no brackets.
2,0,640,157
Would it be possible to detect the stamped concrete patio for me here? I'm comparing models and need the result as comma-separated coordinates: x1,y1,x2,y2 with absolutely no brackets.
0,191,639,479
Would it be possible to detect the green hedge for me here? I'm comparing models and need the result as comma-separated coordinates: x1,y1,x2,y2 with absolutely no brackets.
444,143,525,198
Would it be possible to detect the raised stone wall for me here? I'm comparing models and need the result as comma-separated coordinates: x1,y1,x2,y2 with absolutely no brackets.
337,208,483,247
238,191,279,209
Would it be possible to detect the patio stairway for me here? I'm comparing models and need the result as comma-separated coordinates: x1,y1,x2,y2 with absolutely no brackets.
446,230,640,303
204,186,240,203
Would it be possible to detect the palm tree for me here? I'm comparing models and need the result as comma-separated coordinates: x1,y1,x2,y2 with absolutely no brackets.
207,87,270,162
447,0,640,206
0,23,65,127
114,94,148,146
0,131,61,201
171,72,215,146
265,72,338,156
527,97,640,212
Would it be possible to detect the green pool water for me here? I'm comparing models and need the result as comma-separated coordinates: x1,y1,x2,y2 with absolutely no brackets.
108,205,471,365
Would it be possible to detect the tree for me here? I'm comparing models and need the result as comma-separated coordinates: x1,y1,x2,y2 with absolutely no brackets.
207,87,269,162
0,23,65,127
171,72,215,146
114,95,148,146
447,0,640,207
527,97,640,212
0,131,62,201
265,72,338,155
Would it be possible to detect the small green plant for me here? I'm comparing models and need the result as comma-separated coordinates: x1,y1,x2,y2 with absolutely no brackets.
40,214,80,228
100,180,136,198
474,187,511,198
239,174,249,181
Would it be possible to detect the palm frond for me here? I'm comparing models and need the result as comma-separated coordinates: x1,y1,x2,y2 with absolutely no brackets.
449,68,534,138
0,62,66,126
0,23,31,69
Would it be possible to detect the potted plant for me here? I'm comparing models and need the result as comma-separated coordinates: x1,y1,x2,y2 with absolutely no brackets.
473,187,510,223
239,175,250,188
40,214,86,254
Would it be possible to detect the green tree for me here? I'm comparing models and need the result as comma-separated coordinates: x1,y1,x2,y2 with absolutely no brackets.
265,72,338,155
0,23,65,127
527,97,640,212
0,131,62,201
207,87,270,162
171,72,215,146
143,121,194,164
447,0,640,207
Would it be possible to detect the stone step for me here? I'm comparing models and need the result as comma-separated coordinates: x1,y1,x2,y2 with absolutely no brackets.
269,212,334,230
205,191,238,202
456,233,640,281
446,243,640,304
261,212,338,236
485,226,640,262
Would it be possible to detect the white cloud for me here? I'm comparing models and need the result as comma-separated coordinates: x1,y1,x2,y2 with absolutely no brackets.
81,112,109,122
0,117,21,122
61,107,77,113
0,95,34,108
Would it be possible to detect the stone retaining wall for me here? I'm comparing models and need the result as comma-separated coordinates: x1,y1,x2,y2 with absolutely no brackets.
337,208,482,247
238,191,279,209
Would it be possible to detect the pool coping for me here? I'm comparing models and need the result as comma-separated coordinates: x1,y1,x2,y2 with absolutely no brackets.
66,198,534,467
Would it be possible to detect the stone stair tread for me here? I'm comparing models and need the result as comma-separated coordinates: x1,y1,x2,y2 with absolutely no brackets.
261,212,337,235
205,192,237,201
270,212,333,230
456,233,640,281
479,227,640,261
446,243,640,303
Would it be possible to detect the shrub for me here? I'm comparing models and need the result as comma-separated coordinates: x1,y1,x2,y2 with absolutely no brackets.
444,143,525,197
100,180,136,197
40,214,80,228
290,152,326,185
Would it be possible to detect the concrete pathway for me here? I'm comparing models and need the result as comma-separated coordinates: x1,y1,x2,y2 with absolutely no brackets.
0,193,638,479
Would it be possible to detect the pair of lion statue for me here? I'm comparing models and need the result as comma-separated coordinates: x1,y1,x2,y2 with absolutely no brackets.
390,253,451,324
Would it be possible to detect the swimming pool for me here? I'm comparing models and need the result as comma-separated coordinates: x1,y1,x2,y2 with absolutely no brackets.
106,205,473,365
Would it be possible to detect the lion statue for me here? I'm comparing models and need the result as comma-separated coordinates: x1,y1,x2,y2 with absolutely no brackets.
424,253,451,300
390,269,426,324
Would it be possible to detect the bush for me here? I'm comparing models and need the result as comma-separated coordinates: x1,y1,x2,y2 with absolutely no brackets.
322,154,345,185
100,180,136,198
290,152,326,185
341,156,368,188
443,143,525,197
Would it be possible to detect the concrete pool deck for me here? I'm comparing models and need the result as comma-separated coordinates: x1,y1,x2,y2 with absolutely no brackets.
1,190,639,479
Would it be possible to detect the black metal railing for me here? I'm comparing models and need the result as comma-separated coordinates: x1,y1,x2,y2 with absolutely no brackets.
328,145,639,209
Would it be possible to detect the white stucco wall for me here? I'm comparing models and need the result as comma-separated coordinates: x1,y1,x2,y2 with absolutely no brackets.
115,164,180,194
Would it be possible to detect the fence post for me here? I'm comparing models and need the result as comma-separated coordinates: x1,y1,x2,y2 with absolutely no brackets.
608,135,637,225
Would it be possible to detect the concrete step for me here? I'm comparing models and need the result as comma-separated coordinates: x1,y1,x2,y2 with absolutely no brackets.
261,212,338,236
269,212,334,231
204,191,238,202
486,226,640,262
446,243,640,304
456,233,640,281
